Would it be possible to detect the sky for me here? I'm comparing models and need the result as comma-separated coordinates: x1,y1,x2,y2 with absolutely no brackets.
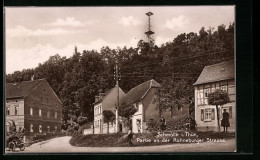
5,6,234,74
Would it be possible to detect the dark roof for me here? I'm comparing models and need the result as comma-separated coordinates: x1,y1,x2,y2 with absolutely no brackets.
6,79,45,99
93,87,117,105
194,60,235,85
121,79,160,104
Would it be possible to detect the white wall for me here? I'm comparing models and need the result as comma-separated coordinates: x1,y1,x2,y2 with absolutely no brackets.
132,102,143,133
94,102,103,134
6,99,25,131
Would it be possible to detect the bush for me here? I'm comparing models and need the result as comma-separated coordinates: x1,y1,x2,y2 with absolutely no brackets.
69,133,126,147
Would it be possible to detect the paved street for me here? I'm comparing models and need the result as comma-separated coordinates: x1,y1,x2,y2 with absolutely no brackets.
5,136,236,153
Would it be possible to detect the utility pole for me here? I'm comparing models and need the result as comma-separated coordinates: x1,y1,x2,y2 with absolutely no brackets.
114,58,120,132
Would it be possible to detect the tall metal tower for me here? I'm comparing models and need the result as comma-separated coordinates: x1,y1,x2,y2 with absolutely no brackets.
145,12,155,46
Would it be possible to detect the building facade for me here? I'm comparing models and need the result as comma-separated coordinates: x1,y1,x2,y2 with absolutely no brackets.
6,79,62,139
93,86,125,134
121,79,162,133
194,60,235,132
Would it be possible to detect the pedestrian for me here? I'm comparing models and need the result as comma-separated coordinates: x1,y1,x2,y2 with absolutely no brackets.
128,129,134,147
190,118,197,131
221,109,230,132
160,116,166,131
137,120,141,133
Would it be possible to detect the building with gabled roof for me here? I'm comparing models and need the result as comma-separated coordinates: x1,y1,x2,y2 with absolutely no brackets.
93,86,125,134
5,78,62,140
120,79,162,133
194,60,236,131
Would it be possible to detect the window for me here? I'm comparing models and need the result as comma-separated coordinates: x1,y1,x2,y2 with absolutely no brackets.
39,109,42,116
221,106,232,119
211,108,215,120
30,108,33,116
197,86,204,105
6,106,10,115
229,106,232,119
211,83,216,93
15,106,18,115
203,84,211,105
47,126,50,132
46,98,49,103
220,81,228,92
47,111,50,118
41,97,43,103
201,109,204,121
55,112,57,119
55,126,57,132
30,124,33,132
39,125,42,133
205,109,212,121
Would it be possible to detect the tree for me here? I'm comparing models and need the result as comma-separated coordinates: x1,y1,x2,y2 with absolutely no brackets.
208,89,230,132
103,110,115,134
118,103,137,130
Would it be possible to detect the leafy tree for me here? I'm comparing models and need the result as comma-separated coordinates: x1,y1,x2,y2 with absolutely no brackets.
118,103,137,129
154,77,190,118
208,89,230,132
103,110,115,133
77,116,88,126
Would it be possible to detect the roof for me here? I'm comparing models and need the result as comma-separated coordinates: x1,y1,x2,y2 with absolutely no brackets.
6,79,46,99
121,79,160,104
93,86,125,105
194,60,235,85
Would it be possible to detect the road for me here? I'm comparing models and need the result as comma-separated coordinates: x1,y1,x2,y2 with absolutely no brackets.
6,136,236,153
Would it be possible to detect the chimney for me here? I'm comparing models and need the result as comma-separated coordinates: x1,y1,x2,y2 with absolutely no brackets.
31,75,34,81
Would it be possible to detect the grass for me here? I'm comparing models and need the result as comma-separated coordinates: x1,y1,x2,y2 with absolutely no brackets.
69,131,235,147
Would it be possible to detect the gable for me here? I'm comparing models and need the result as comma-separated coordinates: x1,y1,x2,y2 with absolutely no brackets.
102,87,125,111
25,80,62,105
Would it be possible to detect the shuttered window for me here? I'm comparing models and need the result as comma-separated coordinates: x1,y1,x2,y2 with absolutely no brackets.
211,108,215,120
201,109,204,121
229,106,232,119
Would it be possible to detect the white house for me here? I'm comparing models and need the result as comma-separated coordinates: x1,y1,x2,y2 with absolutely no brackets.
120,79,161,133
193,60,235,132
93,86,125,134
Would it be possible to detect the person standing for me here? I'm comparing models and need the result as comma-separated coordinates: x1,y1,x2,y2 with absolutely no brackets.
137,120,141,133
128,129,134,147
221,109,230,132
190,118,197,131
160,116,166,131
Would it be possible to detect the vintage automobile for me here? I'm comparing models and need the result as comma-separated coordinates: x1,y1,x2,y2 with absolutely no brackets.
7,132,25,151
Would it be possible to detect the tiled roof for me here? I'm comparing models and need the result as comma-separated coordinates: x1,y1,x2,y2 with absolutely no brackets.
121,79,160,104
194,60,235,85
6,79,45,99
94,87,120,105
